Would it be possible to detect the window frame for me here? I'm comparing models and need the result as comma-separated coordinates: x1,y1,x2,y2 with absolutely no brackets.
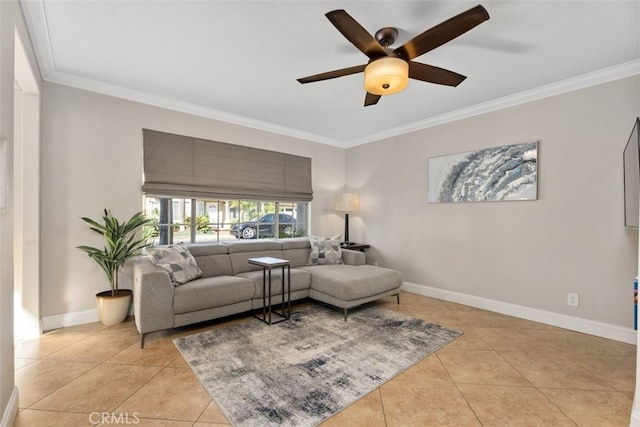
143,196,308,245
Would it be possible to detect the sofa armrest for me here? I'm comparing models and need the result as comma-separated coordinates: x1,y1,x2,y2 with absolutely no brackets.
133,258,175,336
342,248,365,266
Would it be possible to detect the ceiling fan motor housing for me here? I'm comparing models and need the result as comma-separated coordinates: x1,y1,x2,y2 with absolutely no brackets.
374,27,399,48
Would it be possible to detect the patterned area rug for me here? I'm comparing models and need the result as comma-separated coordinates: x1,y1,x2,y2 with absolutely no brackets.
174,303,461,427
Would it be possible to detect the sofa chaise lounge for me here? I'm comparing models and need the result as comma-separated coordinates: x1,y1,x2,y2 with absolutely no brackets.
132,237,403,347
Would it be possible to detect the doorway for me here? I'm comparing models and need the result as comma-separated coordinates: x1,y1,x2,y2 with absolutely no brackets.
13,29,41,342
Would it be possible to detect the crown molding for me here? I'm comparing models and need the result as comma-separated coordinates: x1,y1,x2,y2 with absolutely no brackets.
45,69,348,148
42,60,640,149
19,0,55,77
348,59,640,147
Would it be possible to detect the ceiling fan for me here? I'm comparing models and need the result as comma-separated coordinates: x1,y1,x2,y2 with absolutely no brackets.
297,5,490,106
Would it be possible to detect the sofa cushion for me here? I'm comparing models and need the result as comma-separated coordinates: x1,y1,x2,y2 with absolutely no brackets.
187,243,229,256
186,244,233,278
224,240,282,253
191,253,233,278
279,237,311,250
173,275,254,314
307,235,342,265
187,242,229,262
304,265,402,301
236,268,311,298
146,243,202,285
279,238,311,268
282,248,312,268
229,250,285,275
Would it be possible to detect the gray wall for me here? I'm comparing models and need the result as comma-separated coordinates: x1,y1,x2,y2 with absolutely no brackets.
346,76,640,328
40,82,347,318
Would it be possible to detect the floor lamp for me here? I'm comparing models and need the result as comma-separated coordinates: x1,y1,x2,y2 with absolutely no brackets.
335,193,360,245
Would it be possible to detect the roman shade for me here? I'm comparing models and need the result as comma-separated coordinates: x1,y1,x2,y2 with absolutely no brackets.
142,129,312,201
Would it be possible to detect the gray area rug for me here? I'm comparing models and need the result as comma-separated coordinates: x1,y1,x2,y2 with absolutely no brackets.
173,303,462,427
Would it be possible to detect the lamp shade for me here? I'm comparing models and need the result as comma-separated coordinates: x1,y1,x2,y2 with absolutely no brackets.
364,57,409,96
335,193,360,212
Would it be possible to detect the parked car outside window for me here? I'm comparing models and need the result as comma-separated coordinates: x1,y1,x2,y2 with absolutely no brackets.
230,213,297,239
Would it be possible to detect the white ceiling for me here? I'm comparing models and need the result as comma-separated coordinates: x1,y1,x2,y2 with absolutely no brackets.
20,0,640,148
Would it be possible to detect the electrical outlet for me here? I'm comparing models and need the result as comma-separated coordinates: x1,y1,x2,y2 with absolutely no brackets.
567,292,579,307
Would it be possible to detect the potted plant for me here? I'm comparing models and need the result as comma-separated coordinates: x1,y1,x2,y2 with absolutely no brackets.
77,209,152,326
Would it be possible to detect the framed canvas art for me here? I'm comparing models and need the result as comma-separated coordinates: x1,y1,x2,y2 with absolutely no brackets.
428,141,538,203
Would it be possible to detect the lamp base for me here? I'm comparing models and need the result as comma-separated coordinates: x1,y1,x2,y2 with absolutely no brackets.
343,212,350,244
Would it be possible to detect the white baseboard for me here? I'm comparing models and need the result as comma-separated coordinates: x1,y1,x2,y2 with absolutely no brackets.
401,282,637,344
0,387,19,427
41,308,99,332
41,304,136,332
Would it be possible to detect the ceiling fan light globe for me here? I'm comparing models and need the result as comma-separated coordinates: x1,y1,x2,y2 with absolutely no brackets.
364,57,409,96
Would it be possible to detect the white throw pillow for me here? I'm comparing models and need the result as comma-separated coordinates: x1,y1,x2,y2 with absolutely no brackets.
307,235,343,265
146,242,202,285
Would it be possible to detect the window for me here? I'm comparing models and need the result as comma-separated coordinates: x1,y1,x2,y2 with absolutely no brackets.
141,130,313,245
143,196,308,244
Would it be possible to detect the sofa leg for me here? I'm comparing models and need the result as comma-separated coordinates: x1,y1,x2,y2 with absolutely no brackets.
343,308,348,321
140,333,146,349
396,293,400,304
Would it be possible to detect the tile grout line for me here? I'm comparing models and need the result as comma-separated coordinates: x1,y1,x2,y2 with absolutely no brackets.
433,351,484,426
377,387,388,427
492,343,581,426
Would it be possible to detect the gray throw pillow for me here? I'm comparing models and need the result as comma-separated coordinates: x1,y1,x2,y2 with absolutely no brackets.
146,242,202,285
307,235,343,265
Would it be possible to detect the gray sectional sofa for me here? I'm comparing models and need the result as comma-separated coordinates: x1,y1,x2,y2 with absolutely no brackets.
132,237,402,347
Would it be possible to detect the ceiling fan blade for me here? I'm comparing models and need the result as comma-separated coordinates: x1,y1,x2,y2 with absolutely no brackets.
326,10,387,59
297,64,366,84
408,62,467,86
394,5,490,60
364,92,381,106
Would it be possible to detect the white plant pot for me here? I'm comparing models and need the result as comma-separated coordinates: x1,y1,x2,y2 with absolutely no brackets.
96,289,132,326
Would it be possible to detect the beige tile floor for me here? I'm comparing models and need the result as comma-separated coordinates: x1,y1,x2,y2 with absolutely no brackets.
13,291,636,426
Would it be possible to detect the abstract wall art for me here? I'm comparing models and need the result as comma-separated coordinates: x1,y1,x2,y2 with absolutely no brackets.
428,141,538,203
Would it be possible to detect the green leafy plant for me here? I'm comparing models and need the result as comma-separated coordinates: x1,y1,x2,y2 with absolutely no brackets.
142,217,159,239
185,214,213,233
77,209,153,296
